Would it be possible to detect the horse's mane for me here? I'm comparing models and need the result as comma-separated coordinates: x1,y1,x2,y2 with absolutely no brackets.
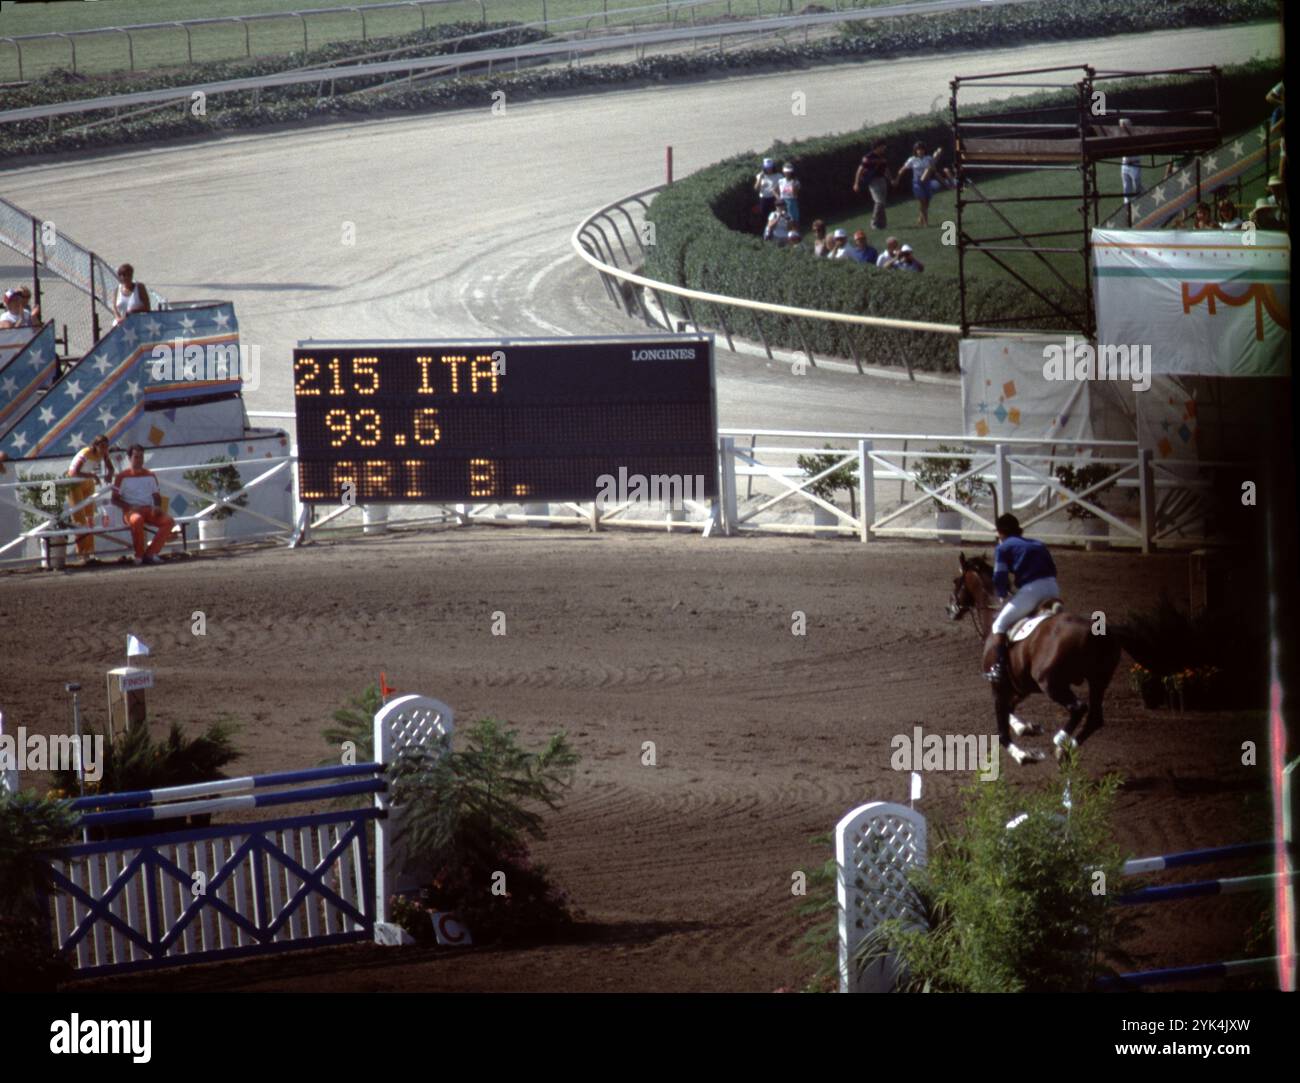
965,555,993,577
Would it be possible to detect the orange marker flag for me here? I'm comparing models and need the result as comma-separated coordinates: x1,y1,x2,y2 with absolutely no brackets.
379,671,397,700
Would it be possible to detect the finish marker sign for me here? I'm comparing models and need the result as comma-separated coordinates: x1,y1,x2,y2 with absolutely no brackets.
292,338,718,505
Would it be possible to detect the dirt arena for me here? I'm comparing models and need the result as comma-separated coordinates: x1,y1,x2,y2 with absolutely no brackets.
0,530,1268,992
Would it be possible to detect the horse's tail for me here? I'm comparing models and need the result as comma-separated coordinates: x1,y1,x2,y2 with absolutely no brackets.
1110,624,1166,673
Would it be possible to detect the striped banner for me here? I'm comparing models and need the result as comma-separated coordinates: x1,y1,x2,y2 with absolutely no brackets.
0,323,58,433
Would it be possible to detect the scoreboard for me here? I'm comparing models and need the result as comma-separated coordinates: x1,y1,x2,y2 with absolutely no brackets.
292,337,717,505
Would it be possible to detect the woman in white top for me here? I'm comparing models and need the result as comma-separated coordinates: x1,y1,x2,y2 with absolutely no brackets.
113,263,151,327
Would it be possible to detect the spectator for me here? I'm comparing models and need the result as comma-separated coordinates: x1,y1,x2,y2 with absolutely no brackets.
810,219,830,257
895,142,951,227
853,140,890,230
891,244,924,272
113,263,151,327
754,158,781,226
837,229,878,265
786,230,803,249
1264,175,1288,226
764,205,793,243
111,444,174,566
778,162,802,226
0,288,28,329
825,227,848,258
876,236,902,268
1217,196,1243,230
1190,202,1214,230
66,434,115,564
1266,81,1284,127
1118,119,1142,206
15,286,41,327
1250,199,1281,231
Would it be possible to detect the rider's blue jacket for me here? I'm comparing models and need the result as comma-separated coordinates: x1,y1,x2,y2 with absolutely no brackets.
993,535,1057,599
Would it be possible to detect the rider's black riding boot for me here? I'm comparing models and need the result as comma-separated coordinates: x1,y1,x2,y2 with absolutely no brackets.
986,633,1010,686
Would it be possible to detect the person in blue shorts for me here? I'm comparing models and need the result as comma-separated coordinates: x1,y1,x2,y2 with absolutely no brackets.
894,142,953,227
986,513,1062,686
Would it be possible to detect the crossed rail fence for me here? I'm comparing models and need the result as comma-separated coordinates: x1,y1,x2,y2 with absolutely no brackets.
0,426,1234,569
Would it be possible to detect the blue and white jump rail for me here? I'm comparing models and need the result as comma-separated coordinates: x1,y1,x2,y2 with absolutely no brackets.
38,693,454,977
1105,839,1296,989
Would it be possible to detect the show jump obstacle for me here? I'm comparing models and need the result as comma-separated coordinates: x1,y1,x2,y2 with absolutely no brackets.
37,694,452,976
836,802,1295,991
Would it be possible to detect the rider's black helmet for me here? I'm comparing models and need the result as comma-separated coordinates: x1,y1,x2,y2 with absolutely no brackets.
995,513,1023,536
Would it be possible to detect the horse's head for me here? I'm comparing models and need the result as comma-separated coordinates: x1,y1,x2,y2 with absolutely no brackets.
948,551,993,622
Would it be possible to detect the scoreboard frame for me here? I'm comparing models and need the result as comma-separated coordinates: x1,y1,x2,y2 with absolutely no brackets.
291,334,719,509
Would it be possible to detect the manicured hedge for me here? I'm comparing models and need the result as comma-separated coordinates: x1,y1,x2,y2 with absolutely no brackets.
643,63,1281,374
0,0,1272,160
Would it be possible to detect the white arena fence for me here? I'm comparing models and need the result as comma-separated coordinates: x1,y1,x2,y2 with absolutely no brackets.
0,423,1236,569
34,694,452,976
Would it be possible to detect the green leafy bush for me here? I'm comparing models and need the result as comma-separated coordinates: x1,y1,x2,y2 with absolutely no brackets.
1055,462,1118,520
796,446,859,503
321,683,385,765
18,473,76,532
183,457,247,522
913,444,987,511
390,718,580,944
859,767,1137,992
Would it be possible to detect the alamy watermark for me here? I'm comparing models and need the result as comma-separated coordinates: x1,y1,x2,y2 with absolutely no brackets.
0,725,104,782
891,725,999,781
1042,336,1151,392
595,467,704,510
147,339,261,391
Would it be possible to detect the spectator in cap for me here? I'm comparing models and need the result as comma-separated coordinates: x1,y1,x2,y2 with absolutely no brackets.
837,229,878,265
778,162,801,226
824,227,848,258
1250,198,1281,231
892,244,924,272
1264,175,1288,227
0,288,36,329
853,140,890,230
754,158,781,227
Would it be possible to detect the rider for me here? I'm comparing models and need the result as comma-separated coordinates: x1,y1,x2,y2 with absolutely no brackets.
986,513,1061,686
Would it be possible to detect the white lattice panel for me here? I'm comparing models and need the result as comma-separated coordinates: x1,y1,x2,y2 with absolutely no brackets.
835,801,928,993
374,695,454,765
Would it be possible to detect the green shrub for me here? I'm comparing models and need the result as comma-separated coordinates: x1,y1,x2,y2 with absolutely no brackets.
913,444,988,511
1055,462,1118,520
796,447,859,503
859,766,1138,992
321,683,385,765
390,718,580,944
184,457,247,522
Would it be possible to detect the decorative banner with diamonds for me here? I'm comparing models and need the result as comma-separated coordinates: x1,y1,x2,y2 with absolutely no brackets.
1093,229,1290,377
3,304,240,459
960,335,1095,443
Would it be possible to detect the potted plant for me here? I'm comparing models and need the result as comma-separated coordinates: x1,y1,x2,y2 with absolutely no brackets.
18,473,74,571
1054,462,1116,550
913,445,986,545
184,457,247,550
796,446,860,538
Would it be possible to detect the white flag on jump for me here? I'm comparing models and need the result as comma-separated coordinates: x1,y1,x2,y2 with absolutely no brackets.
910,770,922,804
126,634,151,658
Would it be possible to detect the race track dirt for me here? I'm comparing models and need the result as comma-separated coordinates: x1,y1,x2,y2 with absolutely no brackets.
0,530,1269,992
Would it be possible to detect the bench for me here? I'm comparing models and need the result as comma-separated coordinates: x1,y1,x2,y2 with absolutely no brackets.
39,521,191,565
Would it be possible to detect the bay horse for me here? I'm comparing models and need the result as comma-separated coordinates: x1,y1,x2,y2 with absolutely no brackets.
947,553,1156,765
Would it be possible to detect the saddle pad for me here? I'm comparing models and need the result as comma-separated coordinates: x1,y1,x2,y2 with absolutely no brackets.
1010,613,1053,642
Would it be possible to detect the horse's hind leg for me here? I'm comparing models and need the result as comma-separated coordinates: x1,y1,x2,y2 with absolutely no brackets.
1074,670,1112,747
1044,675,1088,759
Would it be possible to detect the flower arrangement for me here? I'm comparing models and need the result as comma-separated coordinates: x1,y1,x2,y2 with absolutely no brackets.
1162,665,1224,711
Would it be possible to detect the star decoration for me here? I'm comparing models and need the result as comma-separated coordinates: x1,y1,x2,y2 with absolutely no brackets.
64,379,83,399
38,405,55,424
96,406,115,427
126,379,141,399
9,432,28,452
91,353,112,375
121,326,138,346
144,318,163,337
1177,172,1191,190
0,375,16,396
68,431,85,448
179,316,197,334
28,344,50,367
211,310,232,330
1231,140,1244,158
1152,184,1166,203
1203,154,1218,172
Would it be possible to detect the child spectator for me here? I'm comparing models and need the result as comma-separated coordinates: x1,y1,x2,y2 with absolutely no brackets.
1190,202,1214,230
111,444,174,566
1217,196,1243,230
779,163,801,226
853,140,890,229
754,158,781,226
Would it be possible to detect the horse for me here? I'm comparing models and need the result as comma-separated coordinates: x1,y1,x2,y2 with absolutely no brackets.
946,552,1157,765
